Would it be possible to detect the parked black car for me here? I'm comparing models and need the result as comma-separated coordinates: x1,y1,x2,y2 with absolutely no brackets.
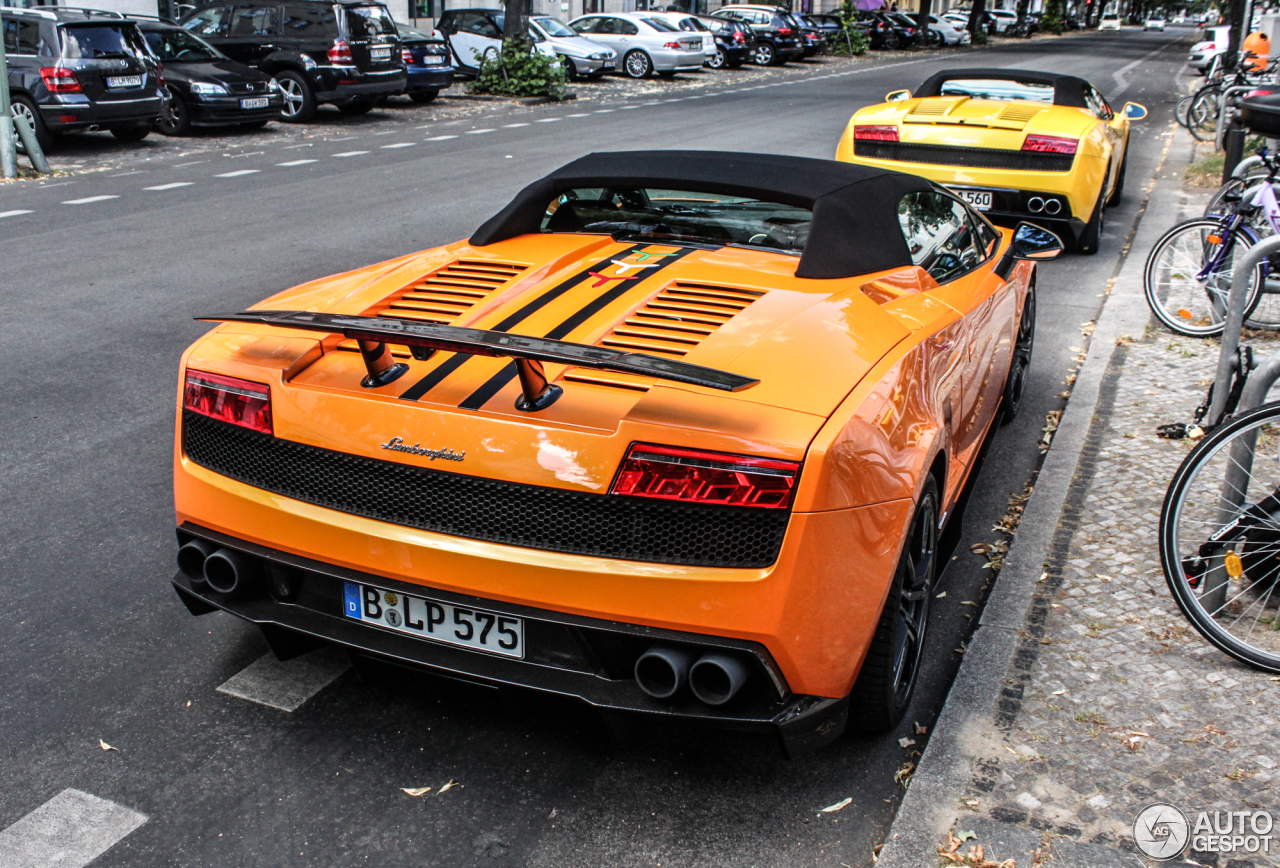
710,5,803,66
393,21,452,103
134,20,282,135
696,14,755,68
802,13,844,41
882,12,921,47
2,7,165,151
855,10,900,49
790,13,827,58
180,0,406,123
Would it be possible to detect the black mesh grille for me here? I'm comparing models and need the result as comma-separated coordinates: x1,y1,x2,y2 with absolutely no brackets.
183,412,789,568
856,141,1075,172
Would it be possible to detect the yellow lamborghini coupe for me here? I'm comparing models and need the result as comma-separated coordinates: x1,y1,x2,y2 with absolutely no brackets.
836,68,1147,254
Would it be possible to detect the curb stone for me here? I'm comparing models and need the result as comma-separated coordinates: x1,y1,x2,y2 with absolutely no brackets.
873,122,1193,868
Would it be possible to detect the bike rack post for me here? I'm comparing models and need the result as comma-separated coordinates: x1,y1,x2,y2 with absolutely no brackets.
1207,234,1280,424
1217,84,1257,152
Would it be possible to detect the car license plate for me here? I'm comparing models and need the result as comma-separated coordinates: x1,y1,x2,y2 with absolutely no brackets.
422,54,446,65
371,46,391,61
106,75,142,89
955,189,993,210
343,581,524,658
240,97,269,109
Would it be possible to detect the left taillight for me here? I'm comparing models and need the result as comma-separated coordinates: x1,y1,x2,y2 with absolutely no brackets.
402,47,415,63
610,444,800,509
183,370,272,435
1021,134,1078,154
39,66,81,93
854,124,899,142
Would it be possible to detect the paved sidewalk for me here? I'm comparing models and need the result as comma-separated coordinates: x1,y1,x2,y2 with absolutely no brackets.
877,130,1280,867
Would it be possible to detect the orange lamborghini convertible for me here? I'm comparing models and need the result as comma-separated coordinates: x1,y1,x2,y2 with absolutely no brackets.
172,152,1060,754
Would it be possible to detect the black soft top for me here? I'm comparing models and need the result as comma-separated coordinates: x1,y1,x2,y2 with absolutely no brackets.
470,150,933,280
915,68,1091,108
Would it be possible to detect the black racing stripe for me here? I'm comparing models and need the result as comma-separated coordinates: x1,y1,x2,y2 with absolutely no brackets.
457,246,698,411
398,244,643,402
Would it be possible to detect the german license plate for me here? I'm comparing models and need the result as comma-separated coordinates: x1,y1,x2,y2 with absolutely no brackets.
371,46,391,61
106,75,142,88
955,189,993,210
343,582,524,658
240,97,269,109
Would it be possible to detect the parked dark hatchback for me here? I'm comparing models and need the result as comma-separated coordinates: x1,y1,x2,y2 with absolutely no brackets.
393,21,452,103
180,0,406,122
884,12,921,46
3,7,165,150
135,20,282,135
855,10,901,48
789,13,827,57
695,15,755,68
710,5,802,66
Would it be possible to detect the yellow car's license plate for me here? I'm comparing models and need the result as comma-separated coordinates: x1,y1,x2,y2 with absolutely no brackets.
343,582,524,658
955,190,993,210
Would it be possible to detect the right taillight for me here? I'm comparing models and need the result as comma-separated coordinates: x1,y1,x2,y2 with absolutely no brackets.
610,444,800,509
328,39,354,63
777,26,793,35
183,370,272,435
854,124,899,141
734,30,746,43
1022,134,1078,154
40,66,81,93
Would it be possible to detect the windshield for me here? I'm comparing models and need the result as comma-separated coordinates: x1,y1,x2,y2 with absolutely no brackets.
395,21,434,39
342,4,397,41
541,187,811,253
532,16,576,36
60,23,148,60
143,27,223,61
938,78,1055,103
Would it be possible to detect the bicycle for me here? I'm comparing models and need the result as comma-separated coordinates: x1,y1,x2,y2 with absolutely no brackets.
1143,179,1280,336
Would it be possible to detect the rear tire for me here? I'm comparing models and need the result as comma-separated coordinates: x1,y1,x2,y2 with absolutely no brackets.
753,41,775,65
157,91,192,136
849,477,939,733
1001,281,1036,424
709,47,727,69
1106,143,1128,207
1075,188,1105,254
10,95,55,153
110,123,151,143
277,70,317,123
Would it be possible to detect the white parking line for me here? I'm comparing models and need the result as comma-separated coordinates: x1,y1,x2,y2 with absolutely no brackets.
381,142,416,148
425,134,457,141
144,182,193,191
61,195,118,205
282,143,314,149
215,169,260,178
565,113,589,117
465,129,495,134
216,646,350,711
332,151,370,157
110,170,146,177
535,117,561,122
0,789,147,868
594,109,615,113
503,122,530,127
0,210,33,218
619,105,640,110
173,160,207,168
277,159,318,166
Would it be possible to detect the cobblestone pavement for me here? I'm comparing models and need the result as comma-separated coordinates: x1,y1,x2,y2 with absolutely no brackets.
954,226,1280,862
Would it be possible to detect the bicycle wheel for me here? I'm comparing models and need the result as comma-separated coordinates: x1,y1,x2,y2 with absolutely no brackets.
1176,94,1193,128
1204,177,1248,217
1187,87,1222,142
1143,218,1263,337
1160,401,1280,672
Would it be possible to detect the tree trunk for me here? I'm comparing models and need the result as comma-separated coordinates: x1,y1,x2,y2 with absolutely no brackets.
966,0,986,36
1015,0,1030,32
1225,0,1247,66
916,0,932,45
502,0,530,43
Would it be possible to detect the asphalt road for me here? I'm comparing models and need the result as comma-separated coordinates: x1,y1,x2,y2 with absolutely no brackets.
0,29,1192,868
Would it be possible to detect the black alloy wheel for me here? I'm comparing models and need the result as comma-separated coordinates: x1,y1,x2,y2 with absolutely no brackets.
157,91,192,136
277,70,317,123
1001,282,1036,424
623,49,653,78
753,40,775,65
9,95,55,153
849,477,939,732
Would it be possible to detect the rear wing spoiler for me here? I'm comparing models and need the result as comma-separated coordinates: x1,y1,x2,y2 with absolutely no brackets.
196,310,759,412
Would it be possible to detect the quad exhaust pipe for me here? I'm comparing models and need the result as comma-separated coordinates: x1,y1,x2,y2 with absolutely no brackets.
634,645,751,706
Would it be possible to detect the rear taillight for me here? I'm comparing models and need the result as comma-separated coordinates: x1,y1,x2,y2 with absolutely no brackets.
733,30,746,43
39,66,81,93
401,47,415,63
1248,89,1275,97
328,39,354,63
854,124,899,141
183,370,272,436
1021,134,1078,154
610,444,800,509
664,40,682,49
777,26,793,35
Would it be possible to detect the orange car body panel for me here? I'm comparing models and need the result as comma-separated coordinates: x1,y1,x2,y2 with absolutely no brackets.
174,227,1032,699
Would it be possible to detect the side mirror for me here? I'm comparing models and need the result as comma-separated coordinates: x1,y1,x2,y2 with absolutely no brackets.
885,89,912,102
1010,222,1064,260
1123,101,1148,119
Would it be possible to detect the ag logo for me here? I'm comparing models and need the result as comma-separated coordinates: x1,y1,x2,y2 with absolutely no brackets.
1133,803,1190,860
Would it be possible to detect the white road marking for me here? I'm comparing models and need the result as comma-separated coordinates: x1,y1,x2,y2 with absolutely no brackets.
619,105,640,110
109,170,146,177
594,109,615,113
144,182,193,191
381,142,416,148
61,195,118,205
216,646,350,712
535,117,561,122
173,160,207,168
332,151,370,157
465,128,496,134
277,159,318,166
215,169,260,177
503,122,530,127
229,150,264,159
0,789,147,868
329,135,358,141
426,134,457,141
565,113,589,117
0,210,33,218
282,142,314,149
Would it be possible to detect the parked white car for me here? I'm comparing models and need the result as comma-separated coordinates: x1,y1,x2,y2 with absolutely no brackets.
927,13,970,45
569,13,704,79
1099,12,1121,30
434,9,616,79
645,11,717,63
1143,15,1165,30
987,9,1017,33
1187,24,1231,73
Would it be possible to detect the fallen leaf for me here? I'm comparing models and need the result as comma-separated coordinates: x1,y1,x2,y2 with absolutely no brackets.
99,739,118,752
1052,689,1066,696
962,601,978,607
936,591,947,598
898,737,916,749
914,722,928,735
439,780,459,794
820,797,852,813
401,787,432,797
